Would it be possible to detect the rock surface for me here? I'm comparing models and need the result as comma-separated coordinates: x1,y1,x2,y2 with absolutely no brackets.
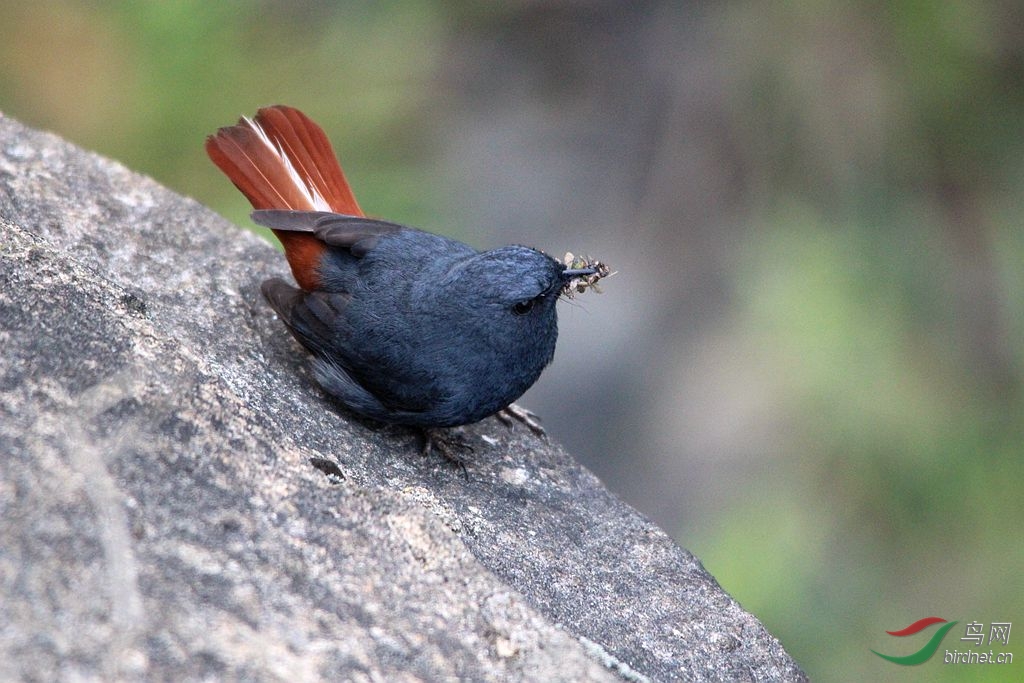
0,112,805,681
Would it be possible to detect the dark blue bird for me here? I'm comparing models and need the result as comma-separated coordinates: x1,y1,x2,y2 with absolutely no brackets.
206,106,607,441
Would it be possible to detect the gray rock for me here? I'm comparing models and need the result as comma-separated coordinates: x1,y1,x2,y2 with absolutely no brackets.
0,111,806,682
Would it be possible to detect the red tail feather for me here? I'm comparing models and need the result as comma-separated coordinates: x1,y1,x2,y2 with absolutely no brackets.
206,105,363,289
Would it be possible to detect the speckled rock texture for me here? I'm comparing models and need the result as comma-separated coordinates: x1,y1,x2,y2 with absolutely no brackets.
0,112,806,682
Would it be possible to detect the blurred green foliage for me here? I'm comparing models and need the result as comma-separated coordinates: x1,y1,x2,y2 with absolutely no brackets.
2,2,1021,681
1,1,453,238
691,5,1023,680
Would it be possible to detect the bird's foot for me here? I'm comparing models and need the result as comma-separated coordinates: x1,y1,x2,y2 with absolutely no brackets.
421,427,474,476
495,403,546,437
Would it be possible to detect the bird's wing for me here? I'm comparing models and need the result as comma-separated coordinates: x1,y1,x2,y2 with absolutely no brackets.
260,278,352,358
263,277,434,418
251,210,404,257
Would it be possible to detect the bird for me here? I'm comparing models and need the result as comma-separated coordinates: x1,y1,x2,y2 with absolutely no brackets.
205,105,607,456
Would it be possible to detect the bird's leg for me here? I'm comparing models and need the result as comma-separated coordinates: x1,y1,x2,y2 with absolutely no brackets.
420,427,474,476
495,403,546,437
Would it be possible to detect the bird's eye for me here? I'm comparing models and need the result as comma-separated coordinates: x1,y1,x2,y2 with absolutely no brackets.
512,299,537,315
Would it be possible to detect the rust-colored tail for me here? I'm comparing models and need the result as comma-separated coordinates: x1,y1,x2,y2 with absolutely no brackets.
205,105,363,290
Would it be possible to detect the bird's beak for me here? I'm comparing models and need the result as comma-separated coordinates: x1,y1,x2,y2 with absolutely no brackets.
561,266,598,278
559,257,612,298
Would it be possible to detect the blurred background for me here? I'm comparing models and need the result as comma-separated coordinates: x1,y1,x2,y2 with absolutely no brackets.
3,2,1021,679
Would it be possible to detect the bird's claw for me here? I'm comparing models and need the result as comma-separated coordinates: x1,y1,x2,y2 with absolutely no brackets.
421,427,473,476
495,403,546,437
